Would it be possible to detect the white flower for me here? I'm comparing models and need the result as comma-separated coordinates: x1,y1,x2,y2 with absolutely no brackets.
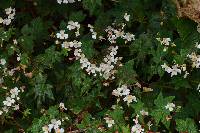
55,128,65,133
13,104,19,110
147,121,153,130
74,49,82,58
3,18,11,25
10,87,20,98
123,95,137,105
3,97,15,107
0,7,15,26
124,13,130,22
0,110,3,115
8,69,15,76
197,83,200,93
88,24,94,29
48,123,54,132
112,84,130,97
0,17,3,23
105,25,135,44
112,89,122,97
121,87,130,96
75,30,80,37
161,38,171,46
56,30,68,39
123,33,135,42
183,71,189,78
170,65,181,77
13,39,18,44
63,0,69,3
180,64,186,71
67,21,80,37
197,24,200,33
161,63,182,77
140,110,148,116
16,53,21,61
67,21,80,30
157,37,172,52
2,107,9,113
0,78,4,84
161,63,171,73
131,115,144,133
92,32,97,39
88,24,97,39
165,103,175,112
57,0,80,4
59,102,67,110
17,56,20,61
131,124,144,133
195,42,200,49
57,0,63,4
42,125,49,133
48,119,62,131
0,58,6,65
104,117,115,127
187,52,200,68
5,7,12,15
60,128,65,133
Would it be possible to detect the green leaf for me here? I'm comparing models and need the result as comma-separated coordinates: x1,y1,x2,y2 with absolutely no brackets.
30,73,54,107
176,119,198,133
154,93,175,108
107,106,125,125
34,46,62,70
48,106,59,119
82,0,102,15
151,93,175,129
18,36,34,53
117,60,137,84
81,38,96,59
175,19,197,40
69,11,86,22
21,17,50,42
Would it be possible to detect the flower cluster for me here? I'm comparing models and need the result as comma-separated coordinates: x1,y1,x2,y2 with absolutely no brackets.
0,58,30,116
112,84,137,105
157,37,171,46
165,103,175,112
62,40,122,80
42,119,64,133
0,87,23,115
104,117,115,128
187,52,200,68
131,115,144,133
57,0,81,4
57,21,124,80
105,25,135,44
67,21,80,37
0,7,15,26
161,63,188,77
156,37,176,51
79,46,122,79
2,66,22,77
